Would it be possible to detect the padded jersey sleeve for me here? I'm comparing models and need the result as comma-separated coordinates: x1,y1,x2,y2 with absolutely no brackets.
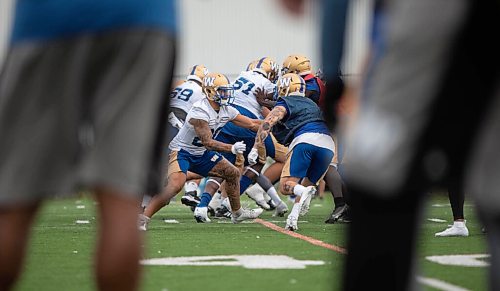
275,99,290,121
186,103,210,123
227,105,240,121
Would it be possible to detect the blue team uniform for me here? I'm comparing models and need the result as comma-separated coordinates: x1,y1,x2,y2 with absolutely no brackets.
216,104,282,166
273,95,334,184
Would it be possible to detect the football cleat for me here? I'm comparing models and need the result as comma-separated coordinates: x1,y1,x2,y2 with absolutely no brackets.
285,215,298,231
435,221,469,237
325,204,350,224
208,191,223,211
207,206,215,217
245,186,271,210
181,191,200,208
214,205,232,219
138,214,150,231
231,208,264,224
273,201,289,217
267,199,277,210
194,207,211,223
299,186,316,216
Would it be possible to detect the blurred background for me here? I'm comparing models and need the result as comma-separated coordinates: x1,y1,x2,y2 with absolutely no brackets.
0,0,373,80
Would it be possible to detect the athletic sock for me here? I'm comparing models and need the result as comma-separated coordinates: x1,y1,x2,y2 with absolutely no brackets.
289,203,301,217
334,197,346,208
197,192,212,208
141,195,152,208
184,181,199,193
293,184,307,197
239,175,253,195
267,187,283,206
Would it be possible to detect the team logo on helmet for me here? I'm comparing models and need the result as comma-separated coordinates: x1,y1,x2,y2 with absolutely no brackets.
204,76,215,87
202,73,234,106
277,73,306,97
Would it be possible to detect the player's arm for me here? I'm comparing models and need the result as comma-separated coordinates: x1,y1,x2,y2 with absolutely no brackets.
190,119,232,153
254,106,287,147
231,114,263,132
261,107,271,117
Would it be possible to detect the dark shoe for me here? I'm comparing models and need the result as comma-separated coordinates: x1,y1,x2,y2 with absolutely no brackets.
207,206,215,217
214,205,232,219
181,191,200,208
325,204,350,224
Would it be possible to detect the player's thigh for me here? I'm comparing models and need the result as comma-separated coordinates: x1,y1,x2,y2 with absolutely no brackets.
267,134,288,163
307,146,334,185
281,144,312,180
165,172,187,194
207,158,240,182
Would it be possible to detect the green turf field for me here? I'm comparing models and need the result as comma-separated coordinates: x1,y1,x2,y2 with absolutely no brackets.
13,192,488,291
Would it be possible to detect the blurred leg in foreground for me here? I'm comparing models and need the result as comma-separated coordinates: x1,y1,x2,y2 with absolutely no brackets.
341,0,500,290
0,1,177,290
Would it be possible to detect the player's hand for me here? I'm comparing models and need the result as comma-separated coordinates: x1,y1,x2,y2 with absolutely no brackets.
255,87,267,101
231,141,246,154
248,147,259,165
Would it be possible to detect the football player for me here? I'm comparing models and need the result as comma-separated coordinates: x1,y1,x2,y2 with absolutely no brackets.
248,73,335,231
169,65,209,208
193,57,289,222
139,73,263,230
141,65,208,211
282,54,326,105
282,55,350,224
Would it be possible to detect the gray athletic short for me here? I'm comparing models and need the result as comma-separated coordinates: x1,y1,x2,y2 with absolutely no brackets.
0,29,176,206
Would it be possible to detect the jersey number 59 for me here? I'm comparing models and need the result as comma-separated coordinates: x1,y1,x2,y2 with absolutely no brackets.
171,88,193,101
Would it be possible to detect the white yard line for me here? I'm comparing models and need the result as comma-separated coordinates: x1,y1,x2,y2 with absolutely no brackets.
417,276,471,291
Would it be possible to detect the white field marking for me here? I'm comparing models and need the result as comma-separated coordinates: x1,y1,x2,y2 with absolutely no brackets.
268,220,308,224
75,220,90,224
428,218,447,223
426,254,490,267
141,255,324,269
313,204,322,207
215,220,255,224
163,219,179,224
417,276,471,291
432,204,450,207
76,205,86,209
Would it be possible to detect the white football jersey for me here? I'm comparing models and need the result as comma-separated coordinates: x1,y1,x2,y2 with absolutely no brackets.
170,80,204,115
231,70,276,119
169,98,240,156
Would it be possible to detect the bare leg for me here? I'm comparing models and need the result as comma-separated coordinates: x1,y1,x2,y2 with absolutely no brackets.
94,187,142,291
318,180,326,199
0,203,40,291
208,159,241,212
143,172,185,218
263,161,284,184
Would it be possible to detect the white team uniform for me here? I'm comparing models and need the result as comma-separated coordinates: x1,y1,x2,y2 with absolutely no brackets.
169,98,240,156
231,70,276,119
170,80,204,118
